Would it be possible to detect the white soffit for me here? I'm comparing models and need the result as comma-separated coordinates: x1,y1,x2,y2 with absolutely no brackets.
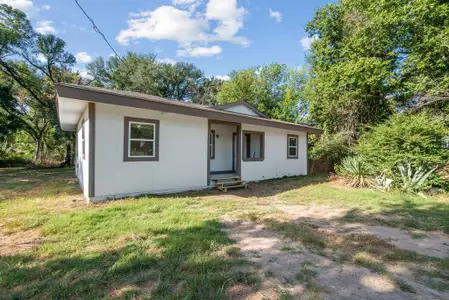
58,96,89,131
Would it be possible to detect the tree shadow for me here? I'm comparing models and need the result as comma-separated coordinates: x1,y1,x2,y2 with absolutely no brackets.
175,174,329,200
339,199,449,233
0,220,259,299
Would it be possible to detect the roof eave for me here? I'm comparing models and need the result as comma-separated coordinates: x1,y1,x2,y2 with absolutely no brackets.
55,83,322,134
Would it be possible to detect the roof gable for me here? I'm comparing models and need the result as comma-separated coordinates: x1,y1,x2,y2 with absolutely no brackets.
212,101,268,118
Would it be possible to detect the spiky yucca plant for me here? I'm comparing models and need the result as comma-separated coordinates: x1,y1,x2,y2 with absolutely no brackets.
397,160,437,193
338,156,373,188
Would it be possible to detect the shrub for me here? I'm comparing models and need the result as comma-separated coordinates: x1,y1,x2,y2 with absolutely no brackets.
336,156,373,187
397,159,437,193
309,131,353,171
355,113,449,190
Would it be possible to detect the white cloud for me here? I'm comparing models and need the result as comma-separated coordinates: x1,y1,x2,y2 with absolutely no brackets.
0,0,34,11
116,0,250,51
35,20,57,34
269,8,282,23
205,0,248,46
36,53,47,63
300,35,317,51
41,4,50,10
215,75,230,81
177,45,222,57
73,67,93,80
158,57,177,65
75,52,93,64
116,6,208,45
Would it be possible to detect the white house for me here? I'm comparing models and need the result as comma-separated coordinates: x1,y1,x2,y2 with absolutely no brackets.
56,83,321,202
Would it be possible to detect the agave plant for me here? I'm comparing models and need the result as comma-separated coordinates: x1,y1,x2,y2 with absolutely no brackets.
397,160,437,193
338,156,373,188
371,173,393,192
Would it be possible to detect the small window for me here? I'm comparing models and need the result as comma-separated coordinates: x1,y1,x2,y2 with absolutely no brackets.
242,131,264,161
209,130,215,159
124,117,159,161
287,134,298,159
81,119,85,160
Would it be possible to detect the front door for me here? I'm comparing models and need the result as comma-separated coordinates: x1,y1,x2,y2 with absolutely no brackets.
232,132,237,172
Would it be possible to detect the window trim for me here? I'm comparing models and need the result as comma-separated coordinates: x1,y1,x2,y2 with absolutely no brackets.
81,119,85,160
242,130,265,162
287,134,299,159
209,130,215,159
124,117,159,162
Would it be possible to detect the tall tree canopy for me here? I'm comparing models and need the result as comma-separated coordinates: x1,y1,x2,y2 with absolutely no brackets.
88,53,222,105
305,0,449,136
217,63,308,123
0,4,79,161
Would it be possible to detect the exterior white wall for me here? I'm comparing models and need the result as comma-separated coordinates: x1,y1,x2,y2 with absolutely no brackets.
223,104,259,117
94,103,208,198
210,123,236,172
75,106,90,198
241,124,308,182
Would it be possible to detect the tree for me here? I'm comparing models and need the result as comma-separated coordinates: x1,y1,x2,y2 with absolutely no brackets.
216,64,308,122
0,4,78,162
305,0,449,137
87,53,209,101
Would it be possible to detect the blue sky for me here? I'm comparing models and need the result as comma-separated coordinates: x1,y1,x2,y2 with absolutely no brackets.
2,0,334,79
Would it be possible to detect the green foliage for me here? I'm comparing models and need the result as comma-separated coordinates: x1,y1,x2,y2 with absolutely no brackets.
397,160,438,193
336,156,372,187
305,0,449,135
0,4,78,163
87,53,221,104
309,131,353,168
216,64,308,122
355,113,449,190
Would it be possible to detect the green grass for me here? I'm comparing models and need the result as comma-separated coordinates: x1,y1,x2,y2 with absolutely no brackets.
1,168,448,299
0,168,259,299
279,180,449,233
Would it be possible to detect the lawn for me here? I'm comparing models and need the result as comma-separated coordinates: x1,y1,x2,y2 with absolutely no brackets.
1,168,448,299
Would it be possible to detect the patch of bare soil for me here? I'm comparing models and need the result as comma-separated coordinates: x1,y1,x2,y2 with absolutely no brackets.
0,225,41,256
222,217,449,300
275,205,449,259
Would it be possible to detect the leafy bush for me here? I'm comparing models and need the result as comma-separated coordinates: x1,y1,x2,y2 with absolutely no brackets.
355,113,449,190
336,156,372,187
309,131,353,170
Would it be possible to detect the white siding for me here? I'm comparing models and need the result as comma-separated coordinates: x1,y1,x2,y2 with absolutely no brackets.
222,104,259,117
75,106,90,198
94,103,208,198
241,124,307,181
210,123,236,172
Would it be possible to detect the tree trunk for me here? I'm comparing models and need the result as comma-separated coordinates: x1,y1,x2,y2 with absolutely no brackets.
34,138,42,161
63,139,72,166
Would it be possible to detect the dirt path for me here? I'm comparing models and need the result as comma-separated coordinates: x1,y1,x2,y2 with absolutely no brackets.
275,205,449,259
222,216,449,299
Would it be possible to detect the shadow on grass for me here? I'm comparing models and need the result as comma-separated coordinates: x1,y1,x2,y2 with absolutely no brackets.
173,174,329,200
0,220,259,300
0,167,80,200
340,199,449,233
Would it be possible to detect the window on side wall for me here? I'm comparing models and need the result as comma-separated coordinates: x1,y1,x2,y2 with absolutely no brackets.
242,131,264,161
287,134,298,159
124,117,159,161
209,130,215,159
81,119,85,160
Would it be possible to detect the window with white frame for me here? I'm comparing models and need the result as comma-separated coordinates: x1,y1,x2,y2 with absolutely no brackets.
124,117,159,161
287,135,298,159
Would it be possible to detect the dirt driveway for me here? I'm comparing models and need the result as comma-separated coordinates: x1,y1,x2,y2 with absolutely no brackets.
222,203,449,300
